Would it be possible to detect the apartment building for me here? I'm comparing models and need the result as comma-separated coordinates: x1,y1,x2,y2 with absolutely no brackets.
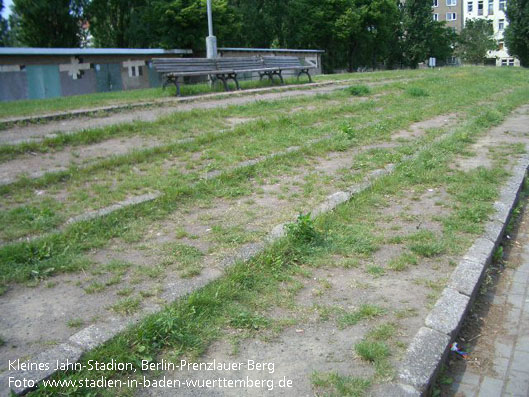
463,0,520,66
433,0,464,31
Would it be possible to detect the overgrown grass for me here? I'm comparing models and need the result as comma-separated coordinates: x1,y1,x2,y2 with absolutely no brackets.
312,372,372,396
24,69,529,395
1,68,527,287
406,87,429,97
338,304,386,328
347,85,371,96
0,77,305,120
0,69,432,121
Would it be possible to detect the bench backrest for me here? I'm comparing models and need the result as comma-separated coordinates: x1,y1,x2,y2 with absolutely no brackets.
216,56,264,71
152,58,217,73
262,56,305,68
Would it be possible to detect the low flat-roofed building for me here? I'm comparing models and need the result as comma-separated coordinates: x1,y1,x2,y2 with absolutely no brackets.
0,47,192,102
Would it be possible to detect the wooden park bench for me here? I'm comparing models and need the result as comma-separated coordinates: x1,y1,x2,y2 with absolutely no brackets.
152,56,316,96
261,56,315,83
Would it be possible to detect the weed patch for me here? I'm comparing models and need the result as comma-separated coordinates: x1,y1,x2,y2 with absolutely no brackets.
406,87,429,97
347,85,371,96
312,372,371,396
338,304,386,328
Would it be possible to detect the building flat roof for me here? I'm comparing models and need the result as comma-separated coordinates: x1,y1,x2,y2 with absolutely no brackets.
0,48,192,56
219,47,325,54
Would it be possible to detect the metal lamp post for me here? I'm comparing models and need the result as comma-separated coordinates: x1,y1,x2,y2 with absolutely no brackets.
206,0,218,58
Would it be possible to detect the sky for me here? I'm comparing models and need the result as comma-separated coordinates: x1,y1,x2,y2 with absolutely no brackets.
1,0,13,18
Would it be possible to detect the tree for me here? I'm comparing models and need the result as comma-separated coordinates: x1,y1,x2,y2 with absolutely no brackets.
11,0,83,47
86,0,148,48
0,0,10,46
401,0,454,67
153,0,240,51
455,19,496,64
334,0,400,70
504,0,529,67
284,0,348,72
429,22,457,61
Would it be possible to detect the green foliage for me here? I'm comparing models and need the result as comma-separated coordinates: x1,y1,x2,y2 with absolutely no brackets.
455,19,497,64
86,0,147,48
338,304,386,327
493,245,504,263
401,0,456,67
11,0,82,47
408,230,445,257
354,340,390,362
388,252,418,271
286,213,320,245
406,87,429,97
366,323,396,341
87,0,240,50
341,123,359,140
229,310,270,330
504,0,529,67
311,372,372,396
347,85,371,96
0,0,10,46
111,297,141,315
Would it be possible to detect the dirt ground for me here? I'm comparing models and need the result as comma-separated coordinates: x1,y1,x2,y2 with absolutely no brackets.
0,112,460,374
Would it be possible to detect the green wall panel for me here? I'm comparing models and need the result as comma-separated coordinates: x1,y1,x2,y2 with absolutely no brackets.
26,65,61,100
95,63,123,92
147,62,162,88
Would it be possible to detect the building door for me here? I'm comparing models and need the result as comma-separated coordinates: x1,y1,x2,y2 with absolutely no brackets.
26,65,61,100
95,63,123,92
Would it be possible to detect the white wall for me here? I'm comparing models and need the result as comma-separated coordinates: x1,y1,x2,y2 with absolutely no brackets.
463,0,520,66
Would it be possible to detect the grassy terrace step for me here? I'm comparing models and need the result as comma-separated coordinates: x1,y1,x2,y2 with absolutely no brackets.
0,81,411,238
0,75,419,161
0,69,431,121
0,68,527,287
24,75,529,396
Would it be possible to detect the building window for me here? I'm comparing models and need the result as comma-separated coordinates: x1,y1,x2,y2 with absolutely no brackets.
478,0,484,14
130,66,143,77
468,1,473,11
499,19,505,30
509,59,514,66
488,0,494,14
433,0,439,6
447,0,457,5
433,13,439,20
499,41,504,50
499,0,506,10
446,12,457,20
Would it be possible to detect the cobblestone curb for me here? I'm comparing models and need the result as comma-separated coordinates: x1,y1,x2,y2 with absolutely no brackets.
382,154,529,396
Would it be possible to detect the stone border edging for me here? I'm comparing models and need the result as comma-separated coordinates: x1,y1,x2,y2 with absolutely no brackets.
378,154,529,397
0,75,418,130
0,79,356,129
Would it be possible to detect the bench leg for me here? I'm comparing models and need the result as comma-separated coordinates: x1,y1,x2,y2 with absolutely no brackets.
165,76,181,96
162,75,174,91
228,73,240,90
298,69,312,83
174,78,181,96
277,71,285,85
264,72,273,82
216,75,229,92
